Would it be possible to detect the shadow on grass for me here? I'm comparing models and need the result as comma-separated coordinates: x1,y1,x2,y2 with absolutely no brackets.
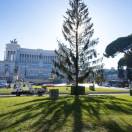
101,119,132,132
0,95,132,132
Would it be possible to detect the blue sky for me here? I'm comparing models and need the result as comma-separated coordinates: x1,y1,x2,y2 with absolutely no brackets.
0,0,132,68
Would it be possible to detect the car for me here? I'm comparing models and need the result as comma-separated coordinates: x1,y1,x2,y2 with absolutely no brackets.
0,83,8,88
102,82,111,87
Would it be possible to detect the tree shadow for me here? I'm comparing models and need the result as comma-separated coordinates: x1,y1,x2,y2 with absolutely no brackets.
72,96,83,132
102,119,132,132
0,95,132,132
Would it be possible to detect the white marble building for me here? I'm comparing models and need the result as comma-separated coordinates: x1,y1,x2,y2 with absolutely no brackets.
0,40,56,83
0,61,5,80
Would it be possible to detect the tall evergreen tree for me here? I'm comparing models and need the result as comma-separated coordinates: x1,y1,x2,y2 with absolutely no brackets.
53,0,101,94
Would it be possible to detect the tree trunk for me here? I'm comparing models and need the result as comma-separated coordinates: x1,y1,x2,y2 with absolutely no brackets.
75,31,79,95
75,1,79,95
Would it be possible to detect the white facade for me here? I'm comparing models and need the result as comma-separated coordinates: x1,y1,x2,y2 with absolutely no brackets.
0,61,5,79
0,40,56,83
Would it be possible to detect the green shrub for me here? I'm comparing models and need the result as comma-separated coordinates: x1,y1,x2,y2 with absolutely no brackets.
71,86,85,95
49,89,59,99
130,90,132,96
89,85,95,91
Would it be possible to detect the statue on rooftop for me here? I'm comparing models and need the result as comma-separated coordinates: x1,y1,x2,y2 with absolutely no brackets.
10,39,17,44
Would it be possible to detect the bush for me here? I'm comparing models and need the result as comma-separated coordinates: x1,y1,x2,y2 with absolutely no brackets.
7,84,11,88
11,90,34,96
130,90,132,96
37,91,43,96
89,85,95,91
16,92,21,96
49,89,59,99
11,91,22,96
37,89,45,96
71,86,85,95
23,90,34,95
42,86,47,92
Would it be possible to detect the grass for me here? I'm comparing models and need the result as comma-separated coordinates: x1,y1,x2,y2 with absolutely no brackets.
0,86,129,95
46,86,129,94
87,87,129,93
0,95,132,132
0,88,12,94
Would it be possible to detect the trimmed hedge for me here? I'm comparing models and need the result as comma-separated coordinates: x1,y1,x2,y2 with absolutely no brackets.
49,89,59,99
11,90,34,96
89,85,95,91
130,90,132,96
71,86,85,95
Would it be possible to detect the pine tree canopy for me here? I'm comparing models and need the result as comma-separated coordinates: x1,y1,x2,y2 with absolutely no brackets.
104,34,132,81
53,0,102,84
104,34,132,58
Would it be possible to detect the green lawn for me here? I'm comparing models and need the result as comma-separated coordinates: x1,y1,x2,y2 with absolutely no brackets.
0,95,132,132
36,86,129,94
87,87,129,93
0,88,12,94
0,86,129,95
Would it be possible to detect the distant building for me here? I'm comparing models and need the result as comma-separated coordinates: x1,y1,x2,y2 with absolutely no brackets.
0,61,5,80
103,68,119,81
0,40,56,83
